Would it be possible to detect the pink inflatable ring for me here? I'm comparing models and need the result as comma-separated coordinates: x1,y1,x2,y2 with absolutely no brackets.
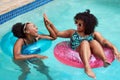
54,41,115,68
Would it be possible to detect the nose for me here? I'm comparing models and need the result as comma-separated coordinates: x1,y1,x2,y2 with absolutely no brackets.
34,27,38,32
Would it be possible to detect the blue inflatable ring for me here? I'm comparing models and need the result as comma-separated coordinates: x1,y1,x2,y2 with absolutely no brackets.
0,32,52,57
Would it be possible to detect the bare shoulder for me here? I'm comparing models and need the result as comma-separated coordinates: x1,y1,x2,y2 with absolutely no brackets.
57,29,75,38
93,31,101,36
69,29,75,32
93,31,104,41
16,38,24,42
15,38,24,46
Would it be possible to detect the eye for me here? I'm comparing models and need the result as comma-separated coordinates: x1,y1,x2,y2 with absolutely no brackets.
79,24,82,26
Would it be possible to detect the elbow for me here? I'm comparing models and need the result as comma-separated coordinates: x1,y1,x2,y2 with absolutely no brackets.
53,35,57,40
56,31,60,37
14,56,20,60
102,39,110,47
52,33,58,40
51,36,57,40
102,39,107,43
14,54,22,60
51,31,60,40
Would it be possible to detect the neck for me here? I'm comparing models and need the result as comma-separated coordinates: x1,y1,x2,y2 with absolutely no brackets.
25,35,36,44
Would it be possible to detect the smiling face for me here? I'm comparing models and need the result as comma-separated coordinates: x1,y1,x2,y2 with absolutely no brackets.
75,19,85,32
23,22,38,37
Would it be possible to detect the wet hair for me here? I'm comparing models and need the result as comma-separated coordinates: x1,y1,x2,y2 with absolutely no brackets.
74,9,98,35
12,23,26,38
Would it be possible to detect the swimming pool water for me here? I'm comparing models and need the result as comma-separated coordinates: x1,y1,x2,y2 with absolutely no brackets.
0,0,120,80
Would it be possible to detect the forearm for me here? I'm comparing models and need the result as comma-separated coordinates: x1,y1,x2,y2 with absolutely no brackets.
48,24,57,39
44,20,57,39
49,23,59,34
14,54,37,60
103,39,119,55
43,13,58,37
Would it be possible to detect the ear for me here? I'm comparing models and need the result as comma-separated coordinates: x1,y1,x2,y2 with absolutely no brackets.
25,30,30,33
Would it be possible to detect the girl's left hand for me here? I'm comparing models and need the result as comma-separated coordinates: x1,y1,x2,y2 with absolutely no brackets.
36,55,48,59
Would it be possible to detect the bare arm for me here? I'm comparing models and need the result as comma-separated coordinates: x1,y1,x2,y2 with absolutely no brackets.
94,31,120,60
37,34,56,40
43,13,59,35
43,13,57,40
13,39,47,60
56,29,75,38
37,29,75,40
43,13,75,38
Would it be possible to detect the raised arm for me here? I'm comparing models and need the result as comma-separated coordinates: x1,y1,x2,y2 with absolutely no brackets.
13,39,47,60
94,31,120,61
43,13,75,38
42,13,57,40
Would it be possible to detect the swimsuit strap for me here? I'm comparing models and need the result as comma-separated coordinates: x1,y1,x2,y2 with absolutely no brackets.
23,38,37,46
23,39,27,45
34,38,37,42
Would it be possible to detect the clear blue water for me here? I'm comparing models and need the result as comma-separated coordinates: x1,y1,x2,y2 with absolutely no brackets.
0,0,120,80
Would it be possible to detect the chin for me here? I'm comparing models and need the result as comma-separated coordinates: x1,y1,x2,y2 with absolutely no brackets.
77,30,82,32
77,29,80,31
33,33,38,37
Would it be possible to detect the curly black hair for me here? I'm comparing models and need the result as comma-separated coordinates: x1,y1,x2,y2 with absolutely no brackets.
12,23,26,38
74,9,98,35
